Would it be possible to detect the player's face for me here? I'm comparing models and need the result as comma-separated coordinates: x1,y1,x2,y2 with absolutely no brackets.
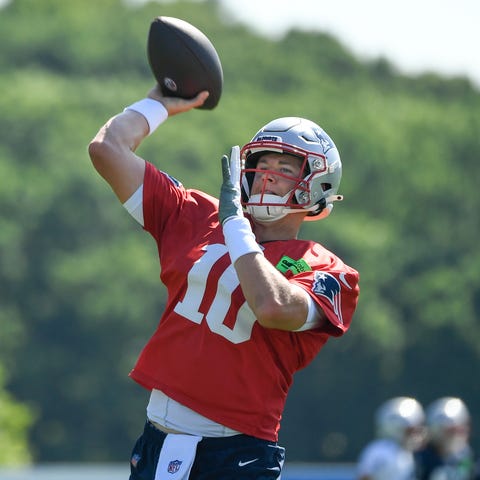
437,425,470,454
251,153,304,197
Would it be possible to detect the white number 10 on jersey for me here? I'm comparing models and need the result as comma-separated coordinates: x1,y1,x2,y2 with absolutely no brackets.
174,244,257,344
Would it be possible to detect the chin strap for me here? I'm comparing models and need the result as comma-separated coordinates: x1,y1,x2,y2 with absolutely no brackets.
303,194,343,221
245,193,290,222
246,193,344,223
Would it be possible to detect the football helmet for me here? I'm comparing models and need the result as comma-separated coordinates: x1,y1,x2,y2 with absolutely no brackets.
375,397,426,450
240,117,343,222
426,397,471,455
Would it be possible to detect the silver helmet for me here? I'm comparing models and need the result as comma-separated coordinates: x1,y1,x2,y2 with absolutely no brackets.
240,117,343,222
375,397,426,450
426,397,471,454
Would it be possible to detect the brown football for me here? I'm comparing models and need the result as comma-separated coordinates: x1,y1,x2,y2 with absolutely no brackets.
147,16,223,110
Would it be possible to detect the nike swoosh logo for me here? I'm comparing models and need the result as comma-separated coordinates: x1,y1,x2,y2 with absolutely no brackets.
238,458,259,467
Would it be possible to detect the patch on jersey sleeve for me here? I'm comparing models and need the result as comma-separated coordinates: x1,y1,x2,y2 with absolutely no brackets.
276,255,312,274
312,271,343,325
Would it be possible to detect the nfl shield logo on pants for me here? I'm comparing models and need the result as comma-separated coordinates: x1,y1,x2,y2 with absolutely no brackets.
167,459,182,474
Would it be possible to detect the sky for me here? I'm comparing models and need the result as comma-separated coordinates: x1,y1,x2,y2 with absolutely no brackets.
218,0,480,88
1,0,478,88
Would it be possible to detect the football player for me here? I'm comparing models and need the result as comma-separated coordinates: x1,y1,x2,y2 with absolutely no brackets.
88,86,359,479
415,397,480,480
357,397,426,480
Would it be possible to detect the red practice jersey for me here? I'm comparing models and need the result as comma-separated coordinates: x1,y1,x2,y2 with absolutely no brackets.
129,162,360,441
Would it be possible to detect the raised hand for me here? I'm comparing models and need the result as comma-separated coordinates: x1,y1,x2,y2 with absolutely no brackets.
219,146,243,225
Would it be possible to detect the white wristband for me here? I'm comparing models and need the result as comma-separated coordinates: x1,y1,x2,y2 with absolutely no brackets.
124,98,168,135
222,217,263,265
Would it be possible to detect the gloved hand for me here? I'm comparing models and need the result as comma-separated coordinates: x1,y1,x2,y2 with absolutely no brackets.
219,146,243,225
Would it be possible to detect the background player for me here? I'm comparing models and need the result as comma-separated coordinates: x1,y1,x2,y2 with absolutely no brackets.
415,397,480,480
357,396,426,480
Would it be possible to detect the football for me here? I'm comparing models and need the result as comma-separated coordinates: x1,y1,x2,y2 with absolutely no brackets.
147,16,223,110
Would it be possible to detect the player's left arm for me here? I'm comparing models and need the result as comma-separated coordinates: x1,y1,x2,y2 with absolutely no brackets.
219,147,326,331
233,253,327,330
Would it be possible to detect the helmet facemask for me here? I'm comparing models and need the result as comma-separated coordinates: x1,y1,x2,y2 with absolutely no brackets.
241,144,314,222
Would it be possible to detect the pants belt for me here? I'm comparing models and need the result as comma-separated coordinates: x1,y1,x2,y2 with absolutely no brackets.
148,419,186,435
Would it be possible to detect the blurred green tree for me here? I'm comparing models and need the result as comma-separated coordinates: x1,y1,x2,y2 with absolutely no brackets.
0,0,479,464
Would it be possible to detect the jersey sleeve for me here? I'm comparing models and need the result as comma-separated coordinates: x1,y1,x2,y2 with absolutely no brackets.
141,162,220,258
142,161,186,236
292,263,359,336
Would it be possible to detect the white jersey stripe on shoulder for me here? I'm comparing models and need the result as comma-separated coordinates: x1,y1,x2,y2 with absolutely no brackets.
123,184,144,226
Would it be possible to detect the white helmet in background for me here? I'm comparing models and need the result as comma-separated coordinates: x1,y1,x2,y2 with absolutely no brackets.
240,117,343,223
375,397,426,450
426,397,471,455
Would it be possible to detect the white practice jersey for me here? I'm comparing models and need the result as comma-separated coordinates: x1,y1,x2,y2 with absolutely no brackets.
357,438,416,480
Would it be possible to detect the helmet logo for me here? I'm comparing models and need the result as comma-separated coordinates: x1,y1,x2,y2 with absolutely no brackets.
313,127,335,154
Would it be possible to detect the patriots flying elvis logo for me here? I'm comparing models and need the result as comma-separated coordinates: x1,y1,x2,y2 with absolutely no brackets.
313,127,335,154
312,271,343,325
